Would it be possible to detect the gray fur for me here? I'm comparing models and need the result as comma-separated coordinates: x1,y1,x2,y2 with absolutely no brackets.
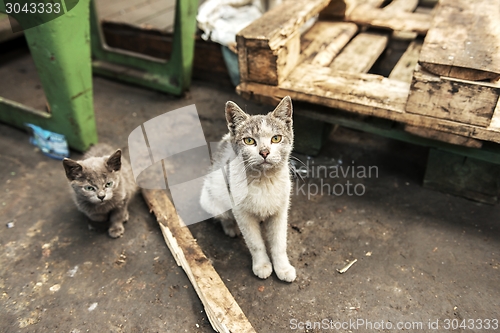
63,143,136,238
200,96,297,282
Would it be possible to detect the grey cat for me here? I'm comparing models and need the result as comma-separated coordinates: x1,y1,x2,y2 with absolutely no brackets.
62,144,136,238
200,96,296,282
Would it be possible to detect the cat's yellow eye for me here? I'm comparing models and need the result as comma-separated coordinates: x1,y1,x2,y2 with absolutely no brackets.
271,135,282,143
105,181,113,188
243,137,255,145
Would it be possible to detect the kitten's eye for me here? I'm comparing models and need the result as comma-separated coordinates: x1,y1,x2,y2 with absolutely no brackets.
243,137,255,145
271,135,282,143
105,181,113,188
84,185,96,191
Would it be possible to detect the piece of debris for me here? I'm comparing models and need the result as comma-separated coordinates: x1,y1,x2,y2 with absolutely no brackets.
432,247,438,252
49,284,61,292
365,252,372,257
6,221,14,228
258,286,265,292
115,250,127,265
337,259,357,274
88,302,98,311
67,266,79,278
291,224,303,233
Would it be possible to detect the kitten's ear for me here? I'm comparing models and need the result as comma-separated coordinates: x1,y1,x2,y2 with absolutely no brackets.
271,96,293,124
63,158,83,181
225,101,249,134
107,149,122,172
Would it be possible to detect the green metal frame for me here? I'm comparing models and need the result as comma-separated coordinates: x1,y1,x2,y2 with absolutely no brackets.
90,0,198,95
0,0,98,152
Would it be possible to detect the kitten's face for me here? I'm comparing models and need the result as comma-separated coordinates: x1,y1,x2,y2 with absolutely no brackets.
226,96,293,173
63,150,122,204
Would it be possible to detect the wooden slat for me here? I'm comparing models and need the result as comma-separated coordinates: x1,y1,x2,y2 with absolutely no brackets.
346,4,431,35
236,80,500,144
383,0,419,14
104,0,174,26
139,8,175,31
406,66,500,127
488,98,500,131
299,21,358,66
0,13,23,43
237,0,331,50
142,189,256,333
389,39,423,83
405,125,483,148
243,63,410,117
97,0,148,19
330,32,389,73
418,0,500,81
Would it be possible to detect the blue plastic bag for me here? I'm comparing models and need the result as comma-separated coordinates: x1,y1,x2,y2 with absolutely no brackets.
25,123,69,160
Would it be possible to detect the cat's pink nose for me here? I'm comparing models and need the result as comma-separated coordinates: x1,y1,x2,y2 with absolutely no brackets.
259,149,270,159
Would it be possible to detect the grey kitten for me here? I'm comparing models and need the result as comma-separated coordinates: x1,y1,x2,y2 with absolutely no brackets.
200,96,296,282
62,144,136,238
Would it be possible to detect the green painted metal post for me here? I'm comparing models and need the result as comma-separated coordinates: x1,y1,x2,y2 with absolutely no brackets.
0,0,98,152
90,0,198,95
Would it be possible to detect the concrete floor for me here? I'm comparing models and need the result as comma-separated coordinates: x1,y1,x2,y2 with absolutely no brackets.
1,41,499,333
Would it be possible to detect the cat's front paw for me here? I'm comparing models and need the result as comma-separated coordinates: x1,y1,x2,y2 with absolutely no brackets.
222,224,241,238
108,224,124,238
253,261,273,279
275,264,296,282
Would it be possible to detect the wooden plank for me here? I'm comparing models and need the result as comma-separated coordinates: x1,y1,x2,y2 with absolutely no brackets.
237,0,331,50
142,189,256,333
406,66,500,127
488,98,500,131
0,13,23,43
104,0,174,26
240,63,410,118
236,80,500,144
419,0,500,81
96,0,148,19
139,7,175,31
405,125,483,148
346,4,431,35
389,39,423,83
383,0,419,14
329,32,389,73
299,21,358,66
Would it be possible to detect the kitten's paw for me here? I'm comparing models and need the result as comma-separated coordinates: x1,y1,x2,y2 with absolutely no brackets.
222,224,241,238
108,224,124,238
275,264,296,282
253,261,273,279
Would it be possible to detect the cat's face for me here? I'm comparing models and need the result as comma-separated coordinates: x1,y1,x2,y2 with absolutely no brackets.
225,96,293,174
63,150,122,204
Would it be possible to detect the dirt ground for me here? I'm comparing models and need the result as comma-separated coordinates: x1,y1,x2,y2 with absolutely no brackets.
1,40,499,333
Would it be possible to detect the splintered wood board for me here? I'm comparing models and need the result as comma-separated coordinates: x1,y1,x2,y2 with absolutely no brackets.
389,39,423,83
300,21,359,66
142,189,256,333
346,0,431,35
406,65,500,127
237,0,331,85
329,32,389,73
419,0,500,81
95,0,176,32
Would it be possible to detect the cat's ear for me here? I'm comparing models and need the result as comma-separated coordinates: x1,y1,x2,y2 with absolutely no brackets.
271,96,293,129
225,101,249,134
106,149,122,172
63,158,83,181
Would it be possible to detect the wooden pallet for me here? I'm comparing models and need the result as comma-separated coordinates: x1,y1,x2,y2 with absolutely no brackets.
236,0,500,147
